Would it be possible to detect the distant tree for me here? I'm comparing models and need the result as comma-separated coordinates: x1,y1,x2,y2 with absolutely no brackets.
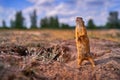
106,16,120,28
61,23,70,29
49,16,59,28
40,17,48,28
49,16,54,28
2,20,7,28
87,19,96,29
105,22,112,28
14,11,26,29
106,11,120,28
40,16,60,29
106,22,120,28
10,19,15,28
30,10,37,29
54,16,59,28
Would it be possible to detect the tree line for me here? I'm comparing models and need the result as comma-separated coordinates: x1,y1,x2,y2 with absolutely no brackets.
0,10,72,29
87,19,120,29
87,11,120,29
1,10,120,29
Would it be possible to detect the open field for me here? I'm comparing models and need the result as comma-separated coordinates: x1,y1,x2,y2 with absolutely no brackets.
0,29,120,80
88,29,120,42
0,29,120,44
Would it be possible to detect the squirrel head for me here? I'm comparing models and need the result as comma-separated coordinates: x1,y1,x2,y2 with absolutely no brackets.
76,17,84,27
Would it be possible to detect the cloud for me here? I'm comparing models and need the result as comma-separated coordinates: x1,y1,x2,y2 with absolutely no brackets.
26,0,78,23
86,0,104,6
23,0,120,26
46,3,77,16
0,6,16,27
27,0,54,5
22,3,46,27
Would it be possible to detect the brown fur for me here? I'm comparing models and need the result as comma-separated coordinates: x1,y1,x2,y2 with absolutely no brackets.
75,17,95,68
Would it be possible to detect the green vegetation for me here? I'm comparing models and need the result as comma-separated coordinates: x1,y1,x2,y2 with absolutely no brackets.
2,20,8,29
105,21,120,29
87,19,96,29
105,11,120,29
40,16,59,29
30,10,37,29
13,11,26,29
0,20,9,29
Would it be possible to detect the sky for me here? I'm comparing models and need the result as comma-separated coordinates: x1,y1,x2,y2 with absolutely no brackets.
0,0,120,28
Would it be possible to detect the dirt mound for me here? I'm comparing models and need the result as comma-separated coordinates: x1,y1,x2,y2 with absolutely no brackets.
0,38,120,80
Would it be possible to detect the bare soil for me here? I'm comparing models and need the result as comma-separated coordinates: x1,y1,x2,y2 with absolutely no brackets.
0,30,120,80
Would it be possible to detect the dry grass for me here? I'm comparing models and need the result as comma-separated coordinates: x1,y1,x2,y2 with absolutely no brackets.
26,29,120,42
0,29,120,44
88,29,120,42
0,29,120,80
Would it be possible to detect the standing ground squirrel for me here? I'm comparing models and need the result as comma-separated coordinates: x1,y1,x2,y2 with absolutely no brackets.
75,17,95,68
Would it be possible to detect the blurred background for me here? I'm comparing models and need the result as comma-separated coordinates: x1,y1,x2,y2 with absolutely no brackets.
0,0,120,29
0,1,120,80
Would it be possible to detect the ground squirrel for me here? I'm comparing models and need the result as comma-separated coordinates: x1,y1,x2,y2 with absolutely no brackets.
75,17,95,68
